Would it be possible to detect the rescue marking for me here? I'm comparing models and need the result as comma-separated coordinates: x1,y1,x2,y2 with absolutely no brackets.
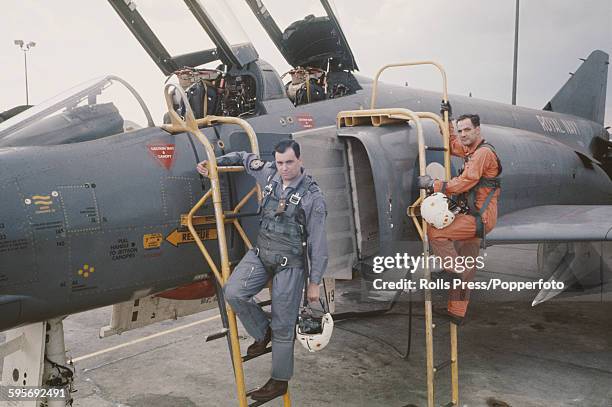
147,143,176,170
143,233,163,250
296,114,314,129
165,228,218,247
72,314,221,363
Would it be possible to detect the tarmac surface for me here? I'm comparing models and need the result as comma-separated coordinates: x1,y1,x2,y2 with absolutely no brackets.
4,245,612,406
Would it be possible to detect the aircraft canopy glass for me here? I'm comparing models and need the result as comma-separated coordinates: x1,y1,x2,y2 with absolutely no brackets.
0,76,154,145
110,0,258,75
130,0,217,58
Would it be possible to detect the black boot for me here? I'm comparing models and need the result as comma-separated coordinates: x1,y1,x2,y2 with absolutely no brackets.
246,326,271,357
250,378,288,401
433,307,465,326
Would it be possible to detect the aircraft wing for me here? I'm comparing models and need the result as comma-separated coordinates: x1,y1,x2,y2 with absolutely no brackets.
487,205,612,244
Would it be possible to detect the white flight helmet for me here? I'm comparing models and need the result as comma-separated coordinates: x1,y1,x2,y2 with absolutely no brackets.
421,192,456,229
296,311,334,352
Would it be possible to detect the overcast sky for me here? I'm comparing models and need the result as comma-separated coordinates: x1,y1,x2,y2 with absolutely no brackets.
1,0,610,127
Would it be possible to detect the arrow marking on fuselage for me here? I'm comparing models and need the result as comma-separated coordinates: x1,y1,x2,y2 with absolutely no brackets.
165,228,218,247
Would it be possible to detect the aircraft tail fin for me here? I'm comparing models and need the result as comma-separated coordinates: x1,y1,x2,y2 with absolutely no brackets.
543,50,609,124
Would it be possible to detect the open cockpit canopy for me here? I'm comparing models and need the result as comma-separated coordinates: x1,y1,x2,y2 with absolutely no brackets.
108,0,259,75
245,0,357,71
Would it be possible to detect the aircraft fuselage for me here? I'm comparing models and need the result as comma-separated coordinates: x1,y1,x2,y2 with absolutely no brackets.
0,78,610,331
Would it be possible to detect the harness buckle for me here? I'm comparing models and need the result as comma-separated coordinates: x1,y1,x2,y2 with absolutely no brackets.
254,247,260,256
280,256,288,267
289,193,302,205
263,184,274,197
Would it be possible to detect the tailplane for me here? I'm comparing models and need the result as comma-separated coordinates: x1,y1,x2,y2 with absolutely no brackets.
543,50,609,124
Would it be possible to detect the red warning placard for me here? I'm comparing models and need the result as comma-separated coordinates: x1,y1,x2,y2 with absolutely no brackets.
148,144,176,170
296,114,314,129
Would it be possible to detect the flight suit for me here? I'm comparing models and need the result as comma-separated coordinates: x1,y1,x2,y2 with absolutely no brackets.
220,151,328,381
428,129,501,318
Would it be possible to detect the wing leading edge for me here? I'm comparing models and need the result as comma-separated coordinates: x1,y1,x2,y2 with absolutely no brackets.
487,205,612,244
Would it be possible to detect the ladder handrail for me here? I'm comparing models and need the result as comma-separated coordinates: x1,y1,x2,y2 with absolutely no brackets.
336,104,458,407
161,84,274,407
369,61,451,180
370,61,449,110
161,84,262,285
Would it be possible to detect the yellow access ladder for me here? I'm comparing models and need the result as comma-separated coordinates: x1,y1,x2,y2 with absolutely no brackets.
337,61,458,407
161,84,290,407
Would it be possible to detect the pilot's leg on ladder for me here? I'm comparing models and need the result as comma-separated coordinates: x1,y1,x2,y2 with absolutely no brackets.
448,238,481,319
224,249,271,346
428,214,479,320
428,214,478,266
250,266,304,401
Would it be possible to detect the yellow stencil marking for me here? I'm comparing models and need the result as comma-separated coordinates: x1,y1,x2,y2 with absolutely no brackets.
77,264,95,278
143,233,163,249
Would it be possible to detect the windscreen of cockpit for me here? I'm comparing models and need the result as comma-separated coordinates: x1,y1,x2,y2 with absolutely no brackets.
130,1,217,59
0,76,154,147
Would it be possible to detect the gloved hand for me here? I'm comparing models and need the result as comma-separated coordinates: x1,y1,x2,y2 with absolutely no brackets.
417,175,435,193
196,160,209,177
440,100,452,118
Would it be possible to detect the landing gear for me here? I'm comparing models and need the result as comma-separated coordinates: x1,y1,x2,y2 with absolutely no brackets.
0,318,74,407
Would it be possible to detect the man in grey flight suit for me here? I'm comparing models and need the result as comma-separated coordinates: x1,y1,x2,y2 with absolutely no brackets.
196,139,328,401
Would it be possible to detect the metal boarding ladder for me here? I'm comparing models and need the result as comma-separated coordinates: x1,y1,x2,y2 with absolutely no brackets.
337,61,458,407
161,85,290,407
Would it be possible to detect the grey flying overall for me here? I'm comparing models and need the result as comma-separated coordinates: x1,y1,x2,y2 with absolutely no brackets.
220,151,328,381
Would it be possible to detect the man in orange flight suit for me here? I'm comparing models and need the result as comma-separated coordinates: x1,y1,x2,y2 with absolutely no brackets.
417,113,502,324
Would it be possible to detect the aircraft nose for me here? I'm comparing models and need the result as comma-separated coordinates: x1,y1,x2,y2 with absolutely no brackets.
0,296,23,330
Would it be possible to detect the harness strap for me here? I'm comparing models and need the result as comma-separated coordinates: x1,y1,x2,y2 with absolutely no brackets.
285,176,313,220
465,141,503,176
257,172,315,273
459,140,502,242
260,171,279,210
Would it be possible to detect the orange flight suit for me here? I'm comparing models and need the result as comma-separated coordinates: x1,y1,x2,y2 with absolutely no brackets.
427,127,501,318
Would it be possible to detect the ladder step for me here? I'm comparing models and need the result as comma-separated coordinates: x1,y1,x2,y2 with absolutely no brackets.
242,346,272,362
257,299,272,307
434,359,453,372
204,329,228,342
217,166,245,173
425,146,448,151
246,393,289,407
442,402,456,407
224,212,260,219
